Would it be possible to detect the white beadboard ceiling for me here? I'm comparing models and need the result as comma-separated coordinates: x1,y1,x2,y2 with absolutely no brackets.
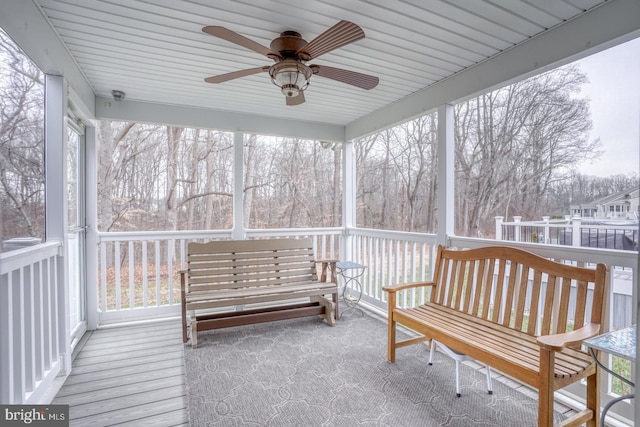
29,0,614,128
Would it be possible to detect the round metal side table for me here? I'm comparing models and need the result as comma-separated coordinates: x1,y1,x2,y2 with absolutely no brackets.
335,261,366,317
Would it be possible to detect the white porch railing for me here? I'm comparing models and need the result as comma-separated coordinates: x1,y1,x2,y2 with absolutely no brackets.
95,228,636,329
348,228,438,311
0,241,63,404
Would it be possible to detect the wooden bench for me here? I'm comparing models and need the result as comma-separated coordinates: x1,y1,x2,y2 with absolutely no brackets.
181,238,338,348
384,245,608,427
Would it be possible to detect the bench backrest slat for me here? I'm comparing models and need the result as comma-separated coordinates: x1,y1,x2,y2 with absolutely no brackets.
541,274,556,335
556,277,572,333
527,270,543,335
492,259,507,323
574,279,588,328
502,262,518,327
431,245,608,337
186,238,319,291
471,259,485,315
514,264,529,330
190,260,316,278
462,260,474,313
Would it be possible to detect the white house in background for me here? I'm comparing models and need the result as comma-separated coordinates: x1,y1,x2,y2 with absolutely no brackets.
571,188,639,219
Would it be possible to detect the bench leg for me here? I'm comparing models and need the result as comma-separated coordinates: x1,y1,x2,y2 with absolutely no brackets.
181,307,188,344
428,341,436,365
191,320,198,349
485,366,493,395
538,347,555,427
326,301,336,326
585,368,599,427
455,360,462,397
387,293,397,362
312,295,336,326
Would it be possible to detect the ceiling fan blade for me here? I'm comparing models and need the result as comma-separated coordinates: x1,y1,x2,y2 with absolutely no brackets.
296,21,364,60
311,65,379,90
286,92,305,106
203,26,282,60
204,66,269,84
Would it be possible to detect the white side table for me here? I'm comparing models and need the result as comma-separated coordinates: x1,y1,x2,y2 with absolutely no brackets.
429,341,493,397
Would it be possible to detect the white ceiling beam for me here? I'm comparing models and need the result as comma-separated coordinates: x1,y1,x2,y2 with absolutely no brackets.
0,0,95,120
345,0,640,140
95,97,346,142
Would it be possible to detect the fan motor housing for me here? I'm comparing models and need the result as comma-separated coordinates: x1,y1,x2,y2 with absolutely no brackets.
270,31,308,58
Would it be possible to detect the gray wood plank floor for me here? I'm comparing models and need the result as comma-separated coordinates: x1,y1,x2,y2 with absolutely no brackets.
53,319,187,427
53,316,579,427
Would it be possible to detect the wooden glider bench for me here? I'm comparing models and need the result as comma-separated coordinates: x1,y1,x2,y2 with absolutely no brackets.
181,238,338,348
384,245,608,427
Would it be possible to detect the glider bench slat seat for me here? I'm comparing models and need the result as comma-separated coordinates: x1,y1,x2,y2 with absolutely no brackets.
181,238,338,348
384,245,608,427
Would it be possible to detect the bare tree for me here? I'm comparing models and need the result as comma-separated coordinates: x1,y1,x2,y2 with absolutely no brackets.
0,29,45,241
455,65,600,236
97,120,137,231
356,113,437,232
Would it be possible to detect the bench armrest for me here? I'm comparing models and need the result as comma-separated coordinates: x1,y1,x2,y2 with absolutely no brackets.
317,259,338,283
536,323,601,351
383,281,436,293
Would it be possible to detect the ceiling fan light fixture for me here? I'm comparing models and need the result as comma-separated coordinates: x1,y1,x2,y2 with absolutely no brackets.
281,84,300,98
269,59,312,98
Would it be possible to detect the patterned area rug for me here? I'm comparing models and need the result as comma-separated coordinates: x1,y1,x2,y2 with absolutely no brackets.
184,309,564,426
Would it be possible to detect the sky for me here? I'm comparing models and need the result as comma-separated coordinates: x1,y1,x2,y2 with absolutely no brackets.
572,37,640,177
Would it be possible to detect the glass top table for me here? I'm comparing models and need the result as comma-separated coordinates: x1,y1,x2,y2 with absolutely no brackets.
584,325,636,361
584,325,635,426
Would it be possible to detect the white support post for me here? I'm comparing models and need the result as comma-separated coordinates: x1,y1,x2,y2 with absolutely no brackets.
542,216,550,244
44,75,71,375
636,121,640,427
437,104,454,248
85,124,98,330
232,131,245,240
571,217,582,247
494,217,504,241
342,139,355,261
514,216,522,242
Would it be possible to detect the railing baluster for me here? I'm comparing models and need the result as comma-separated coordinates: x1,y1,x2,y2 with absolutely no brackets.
0,269,13,403
100,242,107,312
34,260,44,382
51,256,60,364
12,268,25,403
114,242,121,311
43,257,52,369
168,239,174,305
129,240,135,309
410,242,416,307
24,263,34,392
155,240,161,306
142,241,148,308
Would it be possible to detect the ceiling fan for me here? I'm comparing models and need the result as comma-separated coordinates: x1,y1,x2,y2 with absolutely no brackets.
202,21,379,106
